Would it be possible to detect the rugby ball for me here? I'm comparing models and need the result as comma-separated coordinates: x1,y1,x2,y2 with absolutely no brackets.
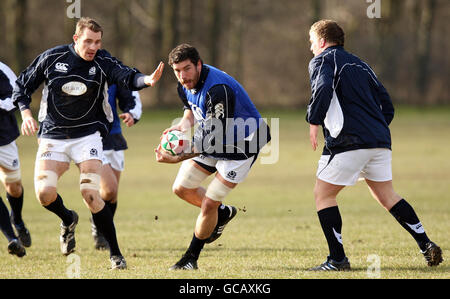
160,130,189,156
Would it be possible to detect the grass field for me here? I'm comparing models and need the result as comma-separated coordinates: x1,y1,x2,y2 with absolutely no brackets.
0,107,449,279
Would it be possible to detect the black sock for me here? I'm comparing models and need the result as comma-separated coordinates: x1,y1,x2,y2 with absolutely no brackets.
186,233,206,260
0,197,16,242
317,206,346,262
44,194,73,226
389,199,430,251
105,201,117,218
7,189,24,226
92,205,122,257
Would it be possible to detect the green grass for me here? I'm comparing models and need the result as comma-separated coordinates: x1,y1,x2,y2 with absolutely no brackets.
0,107,449,279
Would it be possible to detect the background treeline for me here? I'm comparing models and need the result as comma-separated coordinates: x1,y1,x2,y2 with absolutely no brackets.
0,0,448,109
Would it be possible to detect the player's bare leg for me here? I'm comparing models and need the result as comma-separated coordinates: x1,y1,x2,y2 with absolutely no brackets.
170,174,237,270
100,164,120,206
1,164,31,247
78,159,126,269
195,197,221,239
172,160,211,208
366,179,443,266
35,159,78,255
92,164,120,250
310,179,350,271
365,179,401,210
313,179,344,211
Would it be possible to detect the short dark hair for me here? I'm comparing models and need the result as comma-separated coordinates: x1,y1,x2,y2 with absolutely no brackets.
168,44,201,66
310,19,345,46
75,17,103,37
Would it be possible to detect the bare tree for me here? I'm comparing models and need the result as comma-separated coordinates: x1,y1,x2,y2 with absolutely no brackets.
227,0,245,81
414,0,437,100
374,0,403,87
207,0,222,66
5,0,28,72
310,0,322,24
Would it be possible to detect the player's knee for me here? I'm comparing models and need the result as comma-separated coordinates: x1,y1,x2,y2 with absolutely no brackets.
100,185,118,202
173,162,209,195
35,170,58,205
5,181,23,198
313,185,333,203
36,187,57,206
80,173,100,192
0,169,21,188
205,178,232,203
172,183,190,199
201,198,221,216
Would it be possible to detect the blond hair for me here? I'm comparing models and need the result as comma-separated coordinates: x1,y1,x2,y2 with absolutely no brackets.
310,19,345,46
75,17,103,37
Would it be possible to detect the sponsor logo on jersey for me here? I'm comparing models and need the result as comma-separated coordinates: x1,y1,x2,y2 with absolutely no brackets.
55,62,69,73
62,81,87,96
89,66,96,75
214,103,225,119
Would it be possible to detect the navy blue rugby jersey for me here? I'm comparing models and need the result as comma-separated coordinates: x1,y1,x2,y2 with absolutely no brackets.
306,46,394,155
13,44,146,139
178,64,271,160
0,61,20,146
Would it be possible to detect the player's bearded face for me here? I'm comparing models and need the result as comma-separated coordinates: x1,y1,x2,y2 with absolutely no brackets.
172,60,202,90
73,29,102,61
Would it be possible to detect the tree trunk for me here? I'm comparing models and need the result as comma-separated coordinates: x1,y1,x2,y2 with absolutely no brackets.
5,0,28,72
157,0,179,106
415,0,437,100
374,0,403,87
228,0,245,81
310,0,322,24
114,0,134,64
207,0,221,66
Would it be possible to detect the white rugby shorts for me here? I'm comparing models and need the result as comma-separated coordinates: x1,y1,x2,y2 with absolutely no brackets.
36,131,103,164
102,150,125,172
193,154,257,183
317,148,392,186
0,141,20,171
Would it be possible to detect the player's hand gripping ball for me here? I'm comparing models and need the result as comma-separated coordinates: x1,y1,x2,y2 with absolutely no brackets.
160,130,189,156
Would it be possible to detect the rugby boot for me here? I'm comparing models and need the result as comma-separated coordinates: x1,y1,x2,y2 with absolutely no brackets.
421,241,443,267
7,239,26,258
309,256,351,271
110,255,127,270
169,252,198,270
60,210,78,255
205,205,237,244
